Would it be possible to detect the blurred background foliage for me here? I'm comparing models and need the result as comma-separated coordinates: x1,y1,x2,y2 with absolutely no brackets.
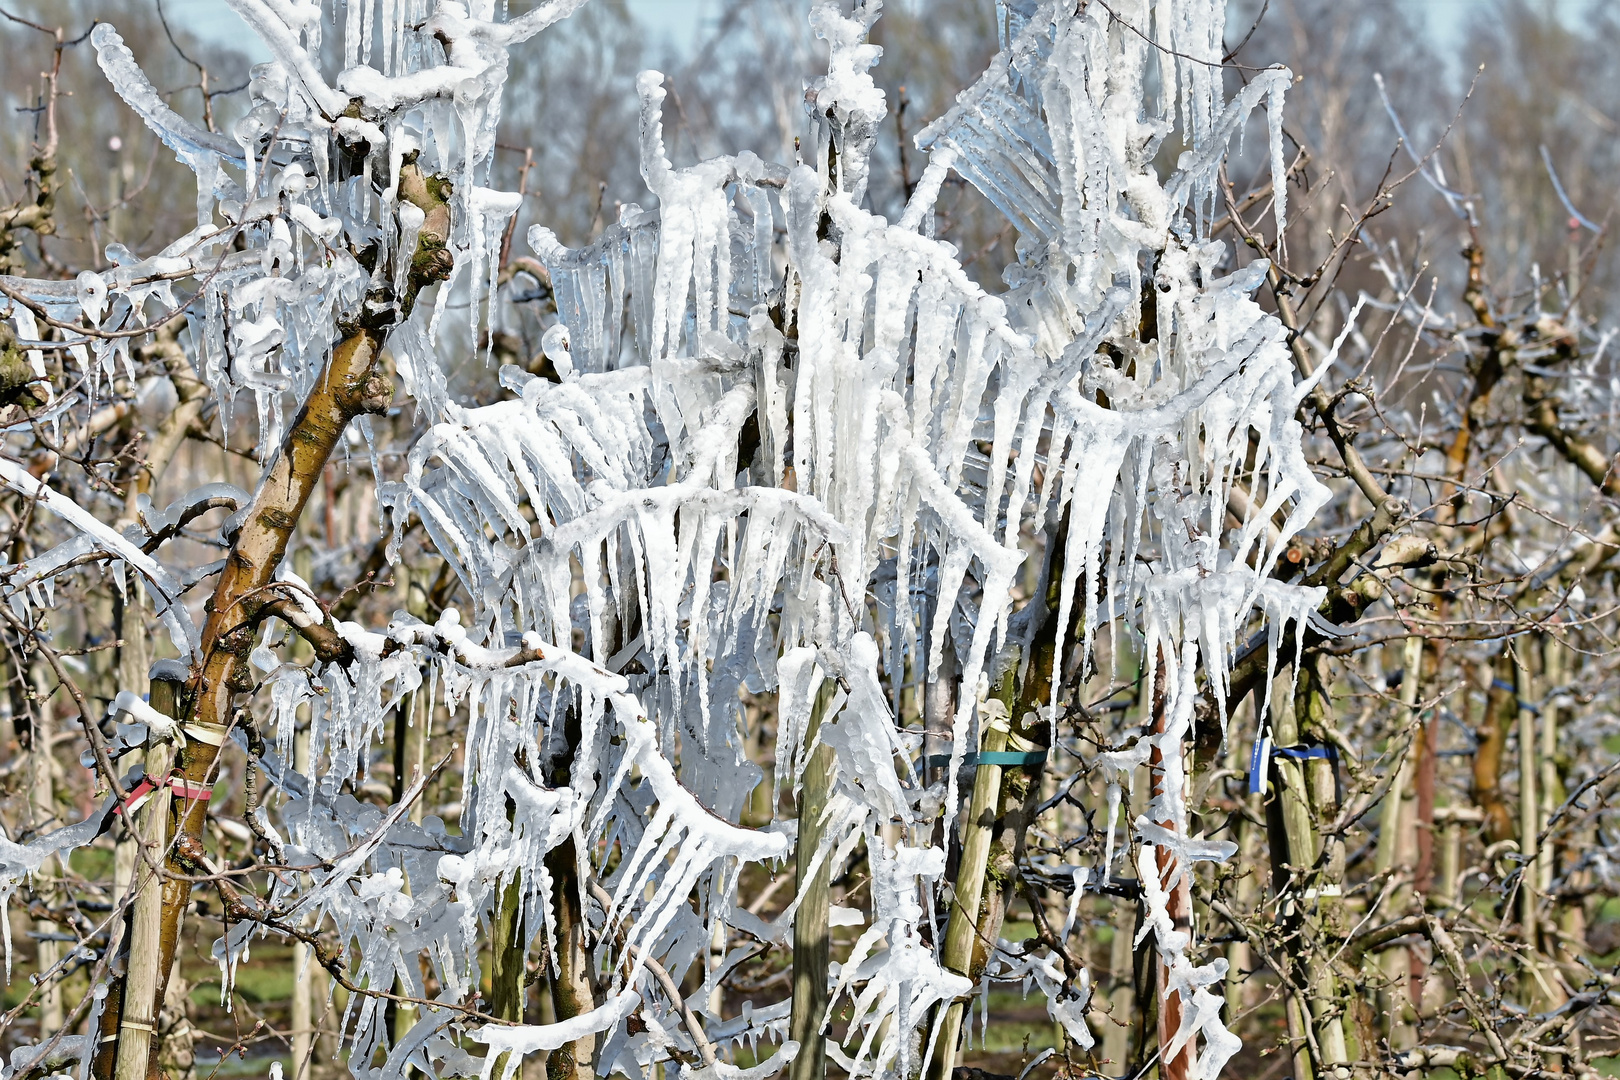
5,0,1618,313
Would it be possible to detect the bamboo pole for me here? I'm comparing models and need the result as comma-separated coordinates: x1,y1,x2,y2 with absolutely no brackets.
1297,657,1350,1070
1538,636,1564,899
1224,703,1260,1024
1270,657,1350,1079
290,549,324,1080
1103,896,1135,1071
291,917,316,1080
932,513,1069,1077
929,697,1011,1080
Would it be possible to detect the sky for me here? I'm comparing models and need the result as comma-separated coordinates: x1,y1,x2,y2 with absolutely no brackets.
164,0,709,59
166,0,1577,72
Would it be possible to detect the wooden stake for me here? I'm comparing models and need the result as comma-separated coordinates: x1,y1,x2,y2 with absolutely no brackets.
789,681,835,1080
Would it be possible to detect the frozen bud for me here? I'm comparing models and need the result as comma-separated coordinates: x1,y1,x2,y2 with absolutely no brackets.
277,164,310,196
76,271,107,325
233,111,266,150
542,322,574,380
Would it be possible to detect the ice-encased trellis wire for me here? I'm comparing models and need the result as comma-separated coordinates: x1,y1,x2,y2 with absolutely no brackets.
0,0,1327,1078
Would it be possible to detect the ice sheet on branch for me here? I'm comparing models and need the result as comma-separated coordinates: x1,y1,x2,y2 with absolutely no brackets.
0,804,112,975
908,4,1313,1077
81,0,560,452
388,1,1324,1073
0,1,1340,1077
245,622,790,1080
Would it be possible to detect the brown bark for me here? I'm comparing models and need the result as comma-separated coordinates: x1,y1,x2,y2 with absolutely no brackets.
142,325,394,1030
1413,640,1439,899
1474,654,1519,845
1438,244,1509,521
545,839,599,1080
101,160,454,1068
1524,376,1620,497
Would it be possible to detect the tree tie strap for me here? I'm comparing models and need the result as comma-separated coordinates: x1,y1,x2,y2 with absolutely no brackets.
181,719,231,746
1273,744,1334,760
1249,732,1336,795
923,750,1048,769
114,774,214,815
1490,678,1541,715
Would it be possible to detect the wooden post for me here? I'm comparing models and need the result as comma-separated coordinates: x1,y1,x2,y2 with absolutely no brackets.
29,669,62,1037
789,681,835,1080
1374,636,1421,1048
112,679,177,1080
1515,652,1538,953
1147,657,1191,1080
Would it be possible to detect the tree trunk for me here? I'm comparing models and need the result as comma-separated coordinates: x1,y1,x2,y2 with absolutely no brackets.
1474,654,1518,845
1269,655,1349,1080
119,161,452,1042
141,325,395,1030
489,874,527,1077
1145,654,1192,1080
543,675,602,1080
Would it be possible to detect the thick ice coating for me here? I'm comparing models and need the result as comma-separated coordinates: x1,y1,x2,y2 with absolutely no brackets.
0,2,1323,1079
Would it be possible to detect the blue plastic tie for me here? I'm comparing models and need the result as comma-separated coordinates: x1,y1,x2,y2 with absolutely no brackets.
923,750,1048,769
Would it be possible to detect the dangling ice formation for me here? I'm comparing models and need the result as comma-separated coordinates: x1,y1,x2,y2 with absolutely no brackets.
0,2,1324,1079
